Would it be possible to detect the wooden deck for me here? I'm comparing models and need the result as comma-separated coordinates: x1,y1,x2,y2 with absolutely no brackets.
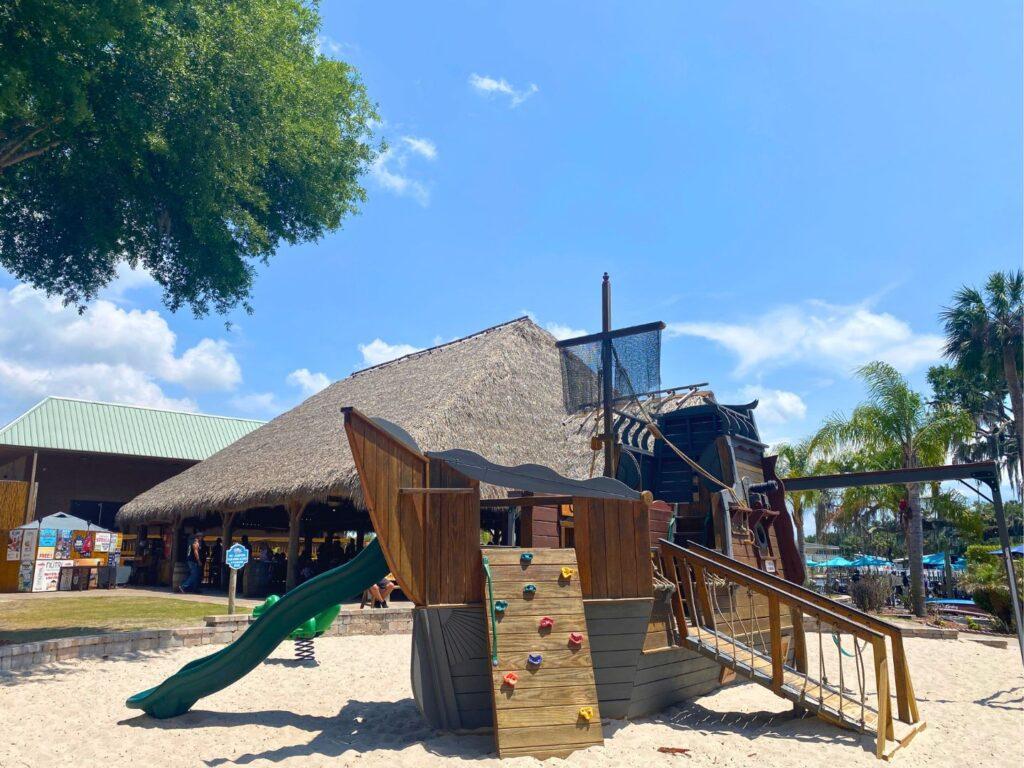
483,548,603,759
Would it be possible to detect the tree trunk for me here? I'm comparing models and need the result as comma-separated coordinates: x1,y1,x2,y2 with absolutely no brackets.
285,501,304,592
906,483,926,617
795,503,806,561
1001,344,1024,489
815,496,826,543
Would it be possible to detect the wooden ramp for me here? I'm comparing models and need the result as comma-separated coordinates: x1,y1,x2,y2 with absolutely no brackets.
660,540,926,760
482,548,603,760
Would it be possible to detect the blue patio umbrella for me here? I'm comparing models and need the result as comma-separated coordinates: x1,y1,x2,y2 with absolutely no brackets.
988,544,1024,557
820,556,853,568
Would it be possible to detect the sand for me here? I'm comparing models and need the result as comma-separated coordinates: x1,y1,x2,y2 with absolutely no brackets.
1,634,1021,768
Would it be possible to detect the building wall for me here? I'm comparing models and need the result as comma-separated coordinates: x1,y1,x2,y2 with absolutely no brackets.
9,450,193,526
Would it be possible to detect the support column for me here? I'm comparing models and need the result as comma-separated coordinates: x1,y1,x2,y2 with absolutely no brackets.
168,515,184,589
23,449,39,524
220,510,238,590
285,500,304,592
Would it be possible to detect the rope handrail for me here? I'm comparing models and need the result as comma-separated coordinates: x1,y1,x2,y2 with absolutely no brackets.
680,541,908,639
482,555,499,667
659,541,883,641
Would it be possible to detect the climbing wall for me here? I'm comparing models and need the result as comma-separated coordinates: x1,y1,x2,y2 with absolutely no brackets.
482,548,603,760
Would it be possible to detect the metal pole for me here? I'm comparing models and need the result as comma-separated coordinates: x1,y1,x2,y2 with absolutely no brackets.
601,272,614,478
986,475,1024,666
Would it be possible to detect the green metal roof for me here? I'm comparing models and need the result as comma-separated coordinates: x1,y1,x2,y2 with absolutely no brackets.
0,397,264,461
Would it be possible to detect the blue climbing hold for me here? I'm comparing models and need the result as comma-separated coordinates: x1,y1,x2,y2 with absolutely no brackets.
527,652,543,666
520,552,534,563
494,600,509,613
523,583,537,596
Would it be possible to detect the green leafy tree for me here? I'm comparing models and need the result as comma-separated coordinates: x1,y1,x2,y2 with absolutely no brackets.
940,270,1024,486
811,362,973,617
0,0,378,315
928,363,1017,487
773,438,817,560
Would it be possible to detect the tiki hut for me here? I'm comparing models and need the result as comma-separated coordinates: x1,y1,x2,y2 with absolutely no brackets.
117,317,597,589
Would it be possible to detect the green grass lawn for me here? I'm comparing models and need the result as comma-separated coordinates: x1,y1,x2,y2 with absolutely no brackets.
0,596,250,645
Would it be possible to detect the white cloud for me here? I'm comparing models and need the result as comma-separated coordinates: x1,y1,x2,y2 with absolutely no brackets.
229,392,281,417
737,385,807,425
100,263,158,304
667,299,944,376
0,283,240,414
521,310,587,341
315,34,353,59
287,368,331,397
369,134,437,206
544,322,589,341
468,73,539,107
358,338,423,367
401,136,437,160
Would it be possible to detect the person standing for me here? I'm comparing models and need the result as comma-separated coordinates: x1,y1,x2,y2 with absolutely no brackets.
178,533,203,594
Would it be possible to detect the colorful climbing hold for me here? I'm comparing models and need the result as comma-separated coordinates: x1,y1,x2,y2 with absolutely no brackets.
538,616,554,630
578,706,595,722
527,652,543,666
494,599,509,613
568,631,584,647
523,583,537,596
503,672,519,688
560,566,575,580
520,552,534,563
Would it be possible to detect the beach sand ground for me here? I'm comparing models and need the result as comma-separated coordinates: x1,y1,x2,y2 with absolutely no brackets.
1,633,1020,767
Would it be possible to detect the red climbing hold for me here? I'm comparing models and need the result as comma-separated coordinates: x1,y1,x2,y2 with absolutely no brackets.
568,631,584,647
539,616,554,630
503,672,519,688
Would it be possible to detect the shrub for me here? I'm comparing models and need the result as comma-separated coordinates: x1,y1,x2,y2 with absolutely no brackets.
965,544,998,568
851,575,890,612
972,585,1016,631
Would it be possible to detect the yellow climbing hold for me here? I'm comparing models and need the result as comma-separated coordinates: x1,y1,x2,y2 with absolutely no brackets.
560,566,575,579
578,706,594,722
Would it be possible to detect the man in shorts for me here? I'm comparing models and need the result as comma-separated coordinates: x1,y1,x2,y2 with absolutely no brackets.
369,575,397,607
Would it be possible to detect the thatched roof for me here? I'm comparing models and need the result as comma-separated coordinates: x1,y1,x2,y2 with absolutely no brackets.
118,317,597,524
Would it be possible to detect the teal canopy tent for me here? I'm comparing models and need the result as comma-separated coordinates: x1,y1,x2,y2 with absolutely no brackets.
849,555,892,568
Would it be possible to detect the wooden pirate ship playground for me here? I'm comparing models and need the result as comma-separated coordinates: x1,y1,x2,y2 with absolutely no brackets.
126,275,931,761
342,404,925,760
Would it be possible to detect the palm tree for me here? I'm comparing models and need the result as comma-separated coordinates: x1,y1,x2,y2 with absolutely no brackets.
774,438,816,560
811,362,973,617
941,270,1024,485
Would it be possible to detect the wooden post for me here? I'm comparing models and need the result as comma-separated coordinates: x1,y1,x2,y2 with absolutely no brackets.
873,638,892,758
664,554,688,639
285,500,304,592
23,450,38,525
789,605,808,674
692,563,716,631
168,514,183,589
220,510,237,590
768,593,783,693
891,637,919,723
227,567,237,615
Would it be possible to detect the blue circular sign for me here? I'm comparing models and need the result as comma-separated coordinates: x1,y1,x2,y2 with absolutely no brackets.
225,543,249,570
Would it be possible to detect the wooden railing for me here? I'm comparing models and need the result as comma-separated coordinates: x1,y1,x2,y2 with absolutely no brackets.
658,538,920,759
682,542,919,725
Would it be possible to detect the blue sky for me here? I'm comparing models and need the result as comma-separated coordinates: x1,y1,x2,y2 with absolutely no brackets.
0,2,1021,457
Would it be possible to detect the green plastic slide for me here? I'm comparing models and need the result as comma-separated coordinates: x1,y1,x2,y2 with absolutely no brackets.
126,538,389,718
